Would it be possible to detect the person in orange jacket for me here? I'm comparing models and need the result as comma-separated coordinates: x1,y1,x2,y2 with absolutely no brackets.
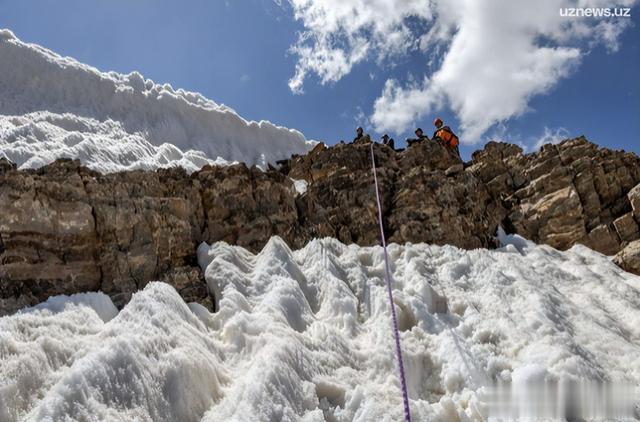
432,118,460,155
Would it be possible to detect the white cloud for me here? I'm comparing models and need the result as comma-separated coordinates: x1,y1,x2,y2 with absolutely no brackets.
417,0,584,142
285,0,433,93
370,77,436,134
533,126,571,150
283,0,637,141
353,106,370,128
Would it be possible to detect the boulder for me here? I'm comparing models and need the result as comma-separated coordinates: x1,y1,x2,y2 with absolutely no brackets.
613,213,639,244
445,163,464,176
613,240,640,275
629,184,640,220
584,224,621,256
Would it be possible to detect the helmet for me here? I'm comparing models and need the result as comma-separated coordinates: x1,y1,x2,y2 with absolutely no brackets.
434,118,443,128
382,133,389,139
415,128,423,134
356,126,363,132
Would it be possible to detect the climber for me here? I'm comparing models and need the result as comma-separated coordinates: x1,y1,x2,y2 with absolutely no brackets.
432,118,460,155
353,126,372,144
406,128,430,146
381,134,395,150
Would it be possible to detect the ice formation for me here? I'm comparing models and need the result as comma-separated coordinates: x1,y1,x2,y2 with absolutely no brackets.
1,234,639,421
0,29,315,172
0,111,228,173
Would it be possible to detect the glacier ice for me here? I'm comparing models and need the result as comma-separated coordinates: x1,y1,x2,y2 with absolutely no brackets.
0,29,315,173
0,112,229,173
1,235,639,421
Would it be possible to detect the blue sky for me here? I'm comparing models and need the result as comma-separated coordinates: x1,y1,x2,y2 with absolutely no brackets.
0,0,638,160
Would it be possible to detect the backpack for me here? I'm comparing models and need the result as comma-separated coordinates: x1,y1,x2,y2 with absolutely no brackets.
436,127,459,148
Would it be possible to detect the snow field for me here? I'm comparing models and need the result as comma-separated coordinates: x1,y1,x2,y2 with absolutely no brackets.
0,29,315,173
0,112,227,173
1,234,639,421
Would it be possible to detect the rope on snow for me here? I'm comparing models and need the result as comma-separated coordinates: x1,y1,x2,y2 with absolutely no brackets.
369,143,412,422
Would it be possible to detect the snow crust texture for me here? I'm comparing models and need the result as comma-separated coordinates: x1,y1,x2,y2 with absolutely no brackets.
0,29,314,172
1,235,639,421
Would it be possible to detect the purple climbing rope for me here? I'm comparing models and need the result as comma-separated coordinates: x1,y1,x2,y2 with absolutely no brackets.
369,143,412,422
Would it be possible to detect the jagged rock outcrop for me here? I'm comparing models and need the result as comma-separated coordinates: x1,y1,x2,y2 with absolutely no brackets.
0,158,304,313
628,183,640,220
613,186,640,273
2,137,639,315
197,164,300,251
287,141,498,248
467,137,640,255
614,240,640,274
0,160,206,311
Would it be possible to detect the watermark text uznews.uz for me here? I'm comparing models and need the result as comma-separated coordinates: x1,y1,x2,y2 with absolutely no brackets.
560,7,631,17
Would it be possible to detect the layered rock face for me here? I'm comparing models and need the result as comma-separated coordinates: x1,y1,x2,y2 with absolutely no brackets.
288,141,499,249
467,138,640,255
1,137,639,314
0,159,298,312
1,160,207,311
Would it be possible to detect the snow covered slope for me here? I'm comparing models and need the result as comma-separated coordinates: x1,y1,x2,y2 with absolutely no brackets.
0,29,314,172
0,111,228,173
1,235,638,421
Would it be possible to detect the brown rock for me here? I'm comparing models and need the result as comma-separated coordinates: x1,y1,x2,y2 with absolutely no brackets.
399,140,462,172
445,163,464,176
0,162,210,315
289,142,398,246
613,240,640,275
2,136,640,314
85,167,206,304
0,160,101,312
613,213,639,244
0,157,16,175
197,164,299,251
535,186,587,250
472,136,640,252
389,168,502,248
584,224,620,256
629,184,640,220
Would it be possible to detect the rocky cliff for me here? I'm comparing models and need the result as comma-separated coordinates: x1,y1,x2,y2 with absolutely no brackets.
2,137,639,314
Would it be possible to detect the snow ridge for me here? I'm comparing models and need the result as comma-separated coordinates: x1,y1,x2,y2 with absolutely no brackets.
0,29,315,172
1,235,639,421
